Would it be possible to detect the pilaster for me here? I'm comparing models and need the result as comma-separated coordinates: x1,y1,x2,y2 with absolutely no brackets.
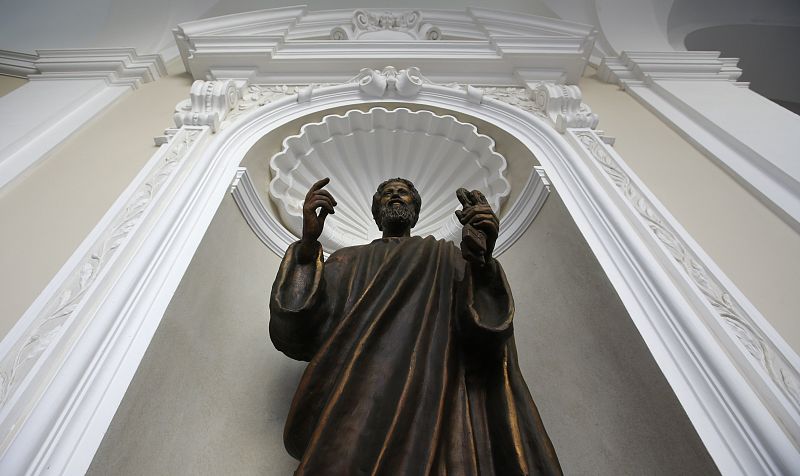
0,48,166,190
598,50,800,231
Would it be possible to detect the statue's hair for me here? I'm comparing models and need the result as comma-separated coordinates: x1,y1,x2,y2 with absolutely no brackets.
371,178,422,230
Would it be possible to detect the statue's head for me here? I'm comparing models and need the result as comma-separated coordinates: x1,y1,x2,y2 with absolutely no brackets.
371,178,422,232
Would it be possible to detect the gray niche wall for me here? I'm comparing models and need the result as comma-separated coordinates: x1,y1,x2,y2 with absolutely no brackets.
88,186,718,474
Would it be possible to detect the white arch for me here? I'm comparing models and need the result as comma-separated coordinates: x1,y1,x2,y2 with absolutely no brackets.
1,80,796,475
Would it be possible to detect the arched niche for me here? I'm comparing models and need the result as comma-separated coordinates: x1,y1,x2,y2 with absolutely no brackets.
234,101,548,256
88,92,719,476
5,77,795,476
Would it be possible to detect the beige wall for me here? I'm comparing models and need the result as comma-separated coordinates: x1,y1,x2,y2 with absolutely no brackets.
0,75,27,96
0,61,192,337
579,68,800,353
88,191,718,475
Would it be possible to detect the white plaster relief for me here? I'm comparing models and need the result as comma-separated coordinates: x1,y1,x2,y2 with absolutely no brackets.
354,66,427,98
174,79,240,132
0,127,204,453
481,84,599,133
223,84,305,126
331,10,441,41
174,7,595,85
574,129,800,437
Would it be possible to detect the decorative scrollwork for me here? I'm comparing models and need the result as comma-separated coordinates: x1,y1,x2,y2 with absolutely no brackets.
574,130,800,411
0,129,202,407
331,10,441,40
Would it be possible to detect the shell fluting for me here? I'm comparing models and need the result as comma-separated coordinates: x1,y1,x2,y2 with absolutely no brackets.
269,107,510,251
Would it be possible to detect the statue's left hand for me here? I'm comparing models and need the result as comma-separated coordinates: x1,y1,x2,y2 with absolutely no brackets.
455,188,499,264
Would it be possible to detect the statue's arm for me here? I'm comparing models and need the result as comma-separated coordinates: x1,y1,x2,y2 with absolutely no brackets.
455,188,513,347
459,258,515,349
269,178,337,361
269,240,327,361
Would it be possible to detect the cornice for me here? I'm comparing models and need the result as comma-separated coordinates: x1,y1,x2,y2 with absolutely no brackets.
0,50,37,78
27,48,166,89
0,48,166,88
598,50,743,85
174,7,596,86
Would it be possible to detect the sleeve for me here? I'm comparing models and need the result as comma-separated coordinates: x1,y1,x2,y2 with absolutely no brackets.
269,240,328,361
458,258,515,351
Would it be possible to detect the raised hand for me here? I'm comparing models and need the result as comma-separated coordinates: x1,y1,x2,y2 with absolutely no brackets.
455,188,499,264
297,178,337,263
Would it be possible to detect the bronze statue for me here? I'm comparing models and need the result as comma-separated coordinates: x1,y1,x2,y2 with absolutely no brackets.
270,177,561,475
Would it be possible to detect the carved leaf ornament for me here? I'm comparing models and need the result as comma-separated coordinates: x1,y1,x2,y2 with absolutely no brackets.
269,107,510,251
575,131,800,411
0,130,201,406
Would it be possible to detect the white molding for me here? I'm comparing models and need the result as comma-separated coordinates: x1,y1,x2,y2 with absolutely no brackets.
0,48,167,191
0,50,37,78
330,10,441,41
0,126,211,474
598,50,800,232
569,129,800,465
28,48,166,89
3,68,799,475
173,6,595,85
174,79,241,132
230,168,298,258
598,51,743,83
0,79,128,191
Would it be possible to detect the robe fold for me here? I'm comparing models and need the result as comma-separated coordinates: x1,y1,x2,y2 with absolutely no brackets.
270,235,561,476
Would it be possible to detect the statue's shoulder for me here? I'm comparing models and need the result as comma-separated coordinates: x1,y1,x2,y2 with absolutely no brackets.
327,243,365,261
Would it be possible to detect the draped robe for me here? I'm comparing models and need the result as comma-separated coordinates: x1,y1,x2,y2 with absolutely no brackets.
270,235,561,475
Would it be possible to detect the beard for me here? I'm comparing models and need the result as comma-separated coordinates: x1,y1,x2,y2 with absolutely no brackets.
379,201,416,230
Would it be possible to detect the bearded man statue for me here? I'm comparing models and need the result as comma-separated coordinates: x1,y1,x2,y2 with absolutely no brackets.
269,177,561,475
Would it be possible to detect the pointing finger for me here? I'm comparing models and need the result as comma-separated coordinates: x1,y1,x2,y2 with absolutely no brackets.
311,189,338,206
307,177,330,197
456,188,473,207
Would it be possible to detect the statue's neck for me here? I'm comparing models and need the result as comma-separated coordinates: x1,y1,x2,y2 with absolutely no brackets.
382,227,411,238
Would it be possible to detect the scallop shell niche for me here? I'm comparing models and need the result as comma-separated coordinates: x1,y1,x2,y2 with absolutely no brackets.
269,107,511,251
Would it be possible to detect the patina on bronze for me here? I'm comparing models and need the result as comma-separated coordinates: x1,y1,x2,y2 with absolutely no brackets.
270,177,562,475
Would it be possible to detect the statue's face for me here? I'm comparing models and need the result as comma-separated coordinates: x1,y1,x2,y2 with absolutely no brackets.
378,181,417,231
